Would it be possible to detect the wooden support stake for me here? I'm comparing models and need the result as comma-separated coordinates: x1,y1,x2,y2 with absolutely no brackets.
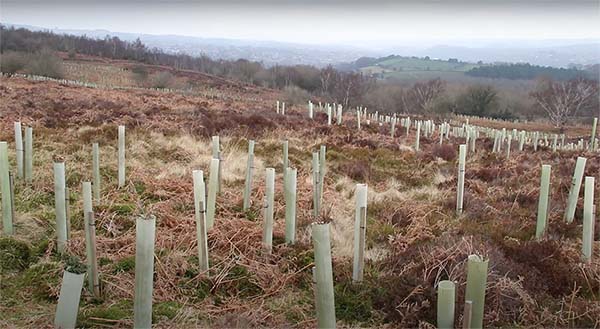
456,145,467,215
242,140,255,211
87,211,100,298
206,158,220,229
312,152,321,218
319,145,326,204
65,187,71,239
24,126,33,184
82,182,94,293
212,136,222,194
8,172,15,224
352,184,368,283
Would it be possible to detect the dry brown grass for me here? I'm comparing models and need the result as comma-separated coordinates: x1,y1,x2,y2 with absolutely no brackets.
1,76,599,328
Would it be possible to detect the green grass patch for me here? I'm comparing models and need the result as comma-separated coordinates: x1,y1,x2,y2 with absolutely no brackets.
335,280,374,324
78,299,132,327
15,188,54,212
110,203,136,216
153,301,182,321
0,237,32,272
113,256,135,273
366,218,395,248
243,207,260,221
18,261,62,301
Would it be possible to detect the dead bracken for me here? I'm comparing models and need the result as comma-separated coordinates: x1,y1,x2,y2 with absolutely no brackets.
0,76,599,328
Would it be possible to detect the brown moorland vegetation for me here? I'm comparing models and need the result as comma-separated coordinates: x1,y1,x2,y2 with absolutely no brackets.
0,75,599,328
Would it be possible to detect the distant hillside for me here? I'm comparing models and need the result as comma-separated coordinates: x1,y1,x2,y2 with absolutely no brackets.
337,55,483,82
414,43,600,68
339,55,477,71
4,23,379,67
341,54,596,83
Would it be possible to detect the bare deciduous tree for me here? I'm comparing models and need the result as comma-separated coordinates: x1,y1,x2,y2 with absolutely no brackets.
530,78,598,129
320,65,337,95
403,78,446,113
329,71,374,109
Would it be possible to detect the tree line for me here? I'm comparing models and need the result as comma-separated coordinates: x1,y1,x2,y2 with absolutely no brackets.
465,63,594,81
0,25,374,108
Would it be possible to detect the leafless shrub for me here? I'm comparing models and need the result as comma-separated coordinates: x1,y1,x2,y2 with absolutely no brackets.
0,51,27,74
151,71,174,89
282,85,310,105
25,48,64,79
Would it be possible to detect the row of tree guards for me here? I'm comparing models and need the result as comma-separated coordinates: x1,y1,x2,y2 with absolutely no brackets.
3,72,262,103
0,102,597,328
304,101,599,154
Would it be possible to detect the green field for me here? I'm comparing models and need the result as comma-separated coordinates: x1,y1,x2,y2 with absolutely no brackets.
377,56,479,71
358,55,482,82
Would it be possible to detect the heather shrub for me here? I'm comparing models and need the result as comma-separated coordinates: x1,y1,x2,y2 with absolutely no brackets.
432,144,457,161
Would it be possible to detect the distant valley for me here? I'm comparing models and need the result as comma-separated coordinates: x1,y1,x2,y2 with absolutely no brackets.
4,23,599,69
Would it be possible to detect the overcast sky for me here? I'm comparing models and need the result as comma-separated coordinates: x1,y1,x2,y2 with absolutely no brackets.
1,0,599,46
